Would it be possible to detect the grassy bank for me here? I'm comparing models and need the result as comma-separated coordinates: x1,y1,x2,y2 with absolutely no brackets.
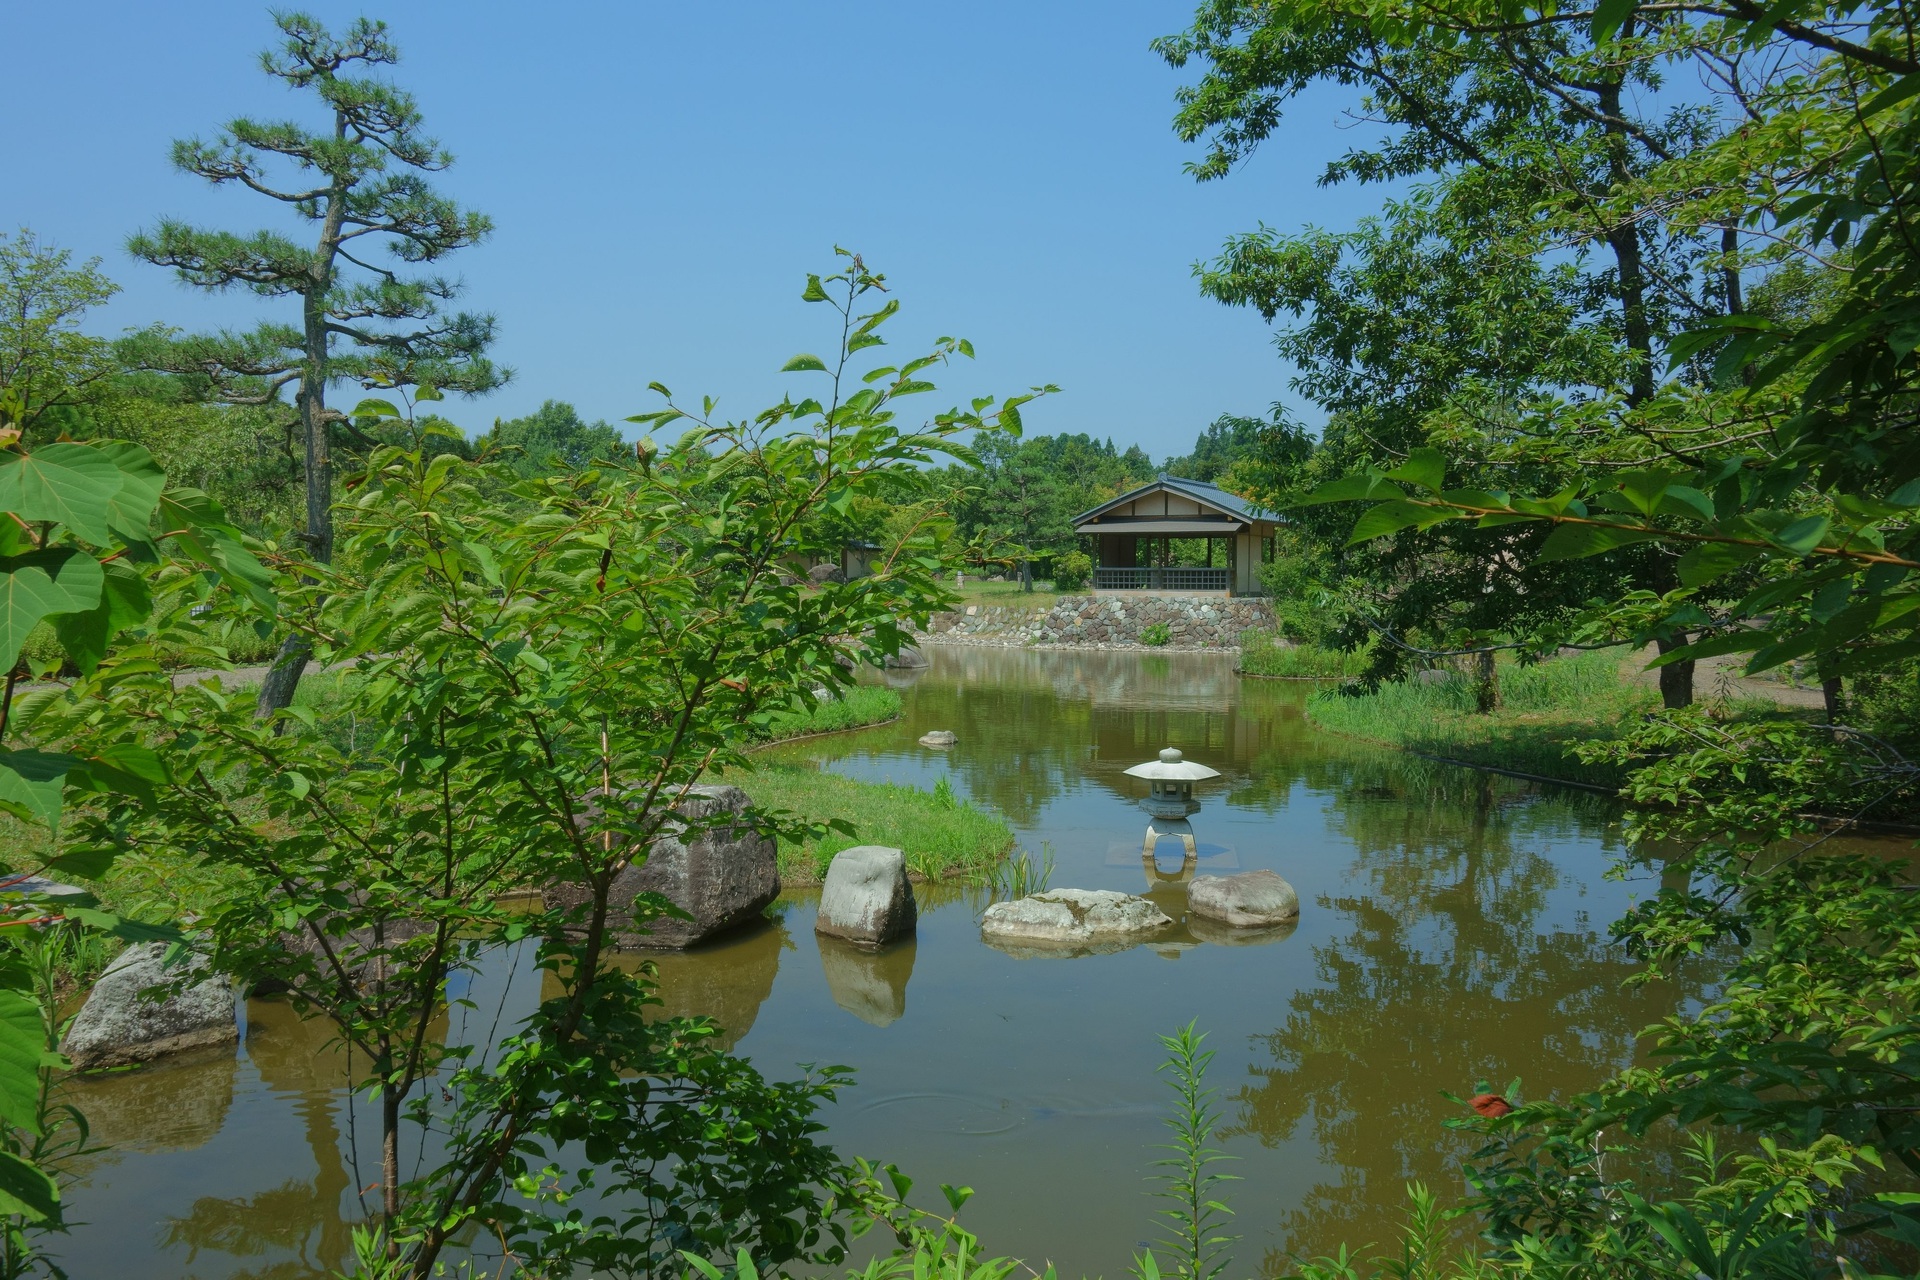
948,579,1061,609
739,764,1015,884
754,686,901,743
1305,652,1656,790
1238,633,1371,679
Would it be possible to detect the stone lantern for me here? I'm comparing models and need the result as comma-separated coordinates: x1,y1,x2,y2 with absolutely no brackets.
1124,747,1221,867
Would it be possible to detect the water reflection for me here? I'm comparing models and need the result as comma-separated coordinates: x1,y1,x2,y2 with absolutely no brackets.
819,937,916,1027
65,1044,237,1155
1230,771,1665,1267
54,648,1762,1279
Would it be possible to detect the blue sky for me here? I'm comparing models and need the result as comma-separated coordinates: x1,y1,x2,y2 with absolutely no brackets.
7,2,1390,459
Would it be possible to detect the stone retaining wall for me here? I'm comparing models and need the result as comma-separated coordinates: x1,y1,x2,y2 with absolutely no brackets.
919,595,1274,651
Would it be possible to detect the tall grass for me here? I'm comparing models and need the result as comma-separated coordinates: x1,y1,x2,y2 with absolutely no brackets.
1237,632,1370,679
738,764,1014,883
1306,652,1654,789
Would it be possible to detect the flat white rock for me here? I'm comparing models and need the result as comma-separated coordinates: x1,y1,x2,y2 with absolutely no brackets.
980,888,1171,951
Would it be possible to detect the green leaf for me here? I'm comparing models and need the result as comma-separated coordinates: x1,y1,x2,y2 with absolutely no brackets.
0,444,124,545
0,751,78,831
50,559,151,675
0,990,44,1135
42,847,119,880
1589,0,1638,41
1384,448,1445,492
800,274,830,302
0,548,105,670
1300,472,1400,506
1346,500,1448,545
158,490,276,613
1535,522,1658,562
1677,541,1764,586
0,1150,58,1223
1775,515,1830,555
351,398,402,419
780,354,829,373
94,441,166,542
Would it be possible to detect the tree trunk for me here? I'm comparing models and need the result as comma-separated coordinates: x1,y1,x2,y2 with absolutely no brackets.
382,1079,402,1223
1822,675,1843,722
1655,634,1695,709
1597,71,1656,408
1021,559,1033,592
1474,648,1500,714
258,184,345,719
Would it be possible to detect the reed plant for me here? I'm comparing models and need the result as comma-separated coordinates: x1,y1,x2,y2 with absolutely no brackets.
987,843,1055,900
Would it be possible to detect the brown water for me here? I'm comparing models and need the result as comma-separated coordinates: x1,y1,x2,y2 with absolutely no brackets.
58,647,1702,1278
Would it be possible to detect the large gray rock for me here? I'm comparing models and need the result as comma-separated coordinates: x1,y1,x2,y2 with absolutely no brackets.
815,845,917,946
884,645,928,669
918,730,957,748
1187,869,1299,928
980,888,1171,955
818,935,916,1026
62,942,236,1070
544,784,779,949
808,563,846,585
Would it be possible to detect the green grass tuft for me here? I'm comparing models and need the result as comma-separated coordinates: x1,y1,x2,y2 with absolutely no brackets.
754,686,901,743
1238,632,1370,679
738,763,1015,884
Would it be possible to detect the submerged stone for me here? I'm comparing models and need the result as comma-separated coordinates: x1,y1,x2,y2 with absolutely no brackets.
1187,869,1299,928
816,845,917,946
919,730,957,747
63,942,236,1071
980,888,1172,955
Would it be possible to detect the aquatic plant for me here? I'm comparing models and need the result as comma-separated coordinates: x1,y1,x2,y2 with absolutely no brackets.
987,843,1054,900
1136,1023,1239,1280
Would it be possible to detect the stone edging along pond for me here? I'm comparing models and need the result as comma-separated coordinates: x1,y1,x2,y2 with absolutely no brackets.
917,595,1275,651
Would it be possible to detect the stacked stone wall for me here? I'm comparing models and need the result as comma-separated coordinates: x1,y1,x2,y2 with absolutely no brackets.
919,595,1273,651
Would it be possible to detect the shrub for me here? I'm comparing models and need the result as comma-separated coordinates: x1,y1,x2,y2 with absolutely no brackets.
1052,549,1093,592
1140,621,1172,646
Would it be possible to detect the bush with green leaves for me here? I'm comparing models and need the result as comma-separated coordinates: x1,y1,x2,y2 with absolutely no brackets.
1052,549,1093,592
1140,622,1172,646
0,424,272,1271
39,255,1045,1279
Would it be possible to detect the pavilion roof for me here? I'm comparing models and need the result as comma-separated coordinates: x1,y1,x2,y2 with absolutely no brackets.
1071,474,1279,531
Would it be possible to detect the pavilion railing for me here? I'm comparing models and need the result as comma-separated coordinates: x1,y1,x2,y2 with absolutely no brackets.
1093,566,1230,591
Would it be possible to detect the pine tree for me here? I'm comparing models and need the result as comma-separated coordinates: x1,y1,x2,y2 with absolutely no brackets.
126,12,505,713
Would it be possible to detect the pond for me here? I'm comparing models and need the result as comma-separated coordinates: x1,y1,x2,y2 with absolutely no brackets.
59,646,1694,1279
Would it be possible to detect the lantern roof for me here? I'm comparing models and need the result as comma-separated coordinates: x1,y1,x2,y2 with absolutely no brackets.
1123,747,1221,782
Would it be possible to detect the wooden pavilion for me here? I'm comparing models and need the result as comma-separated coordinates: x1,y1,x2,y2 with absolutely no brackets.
1071,476,1279,596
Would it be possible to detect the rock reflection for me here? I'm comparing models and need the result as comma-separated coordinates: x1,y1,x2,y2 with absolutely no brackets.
539,920,787,1051
63,1042,238,1155
818,936,916,1026
1186,916,1296,947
